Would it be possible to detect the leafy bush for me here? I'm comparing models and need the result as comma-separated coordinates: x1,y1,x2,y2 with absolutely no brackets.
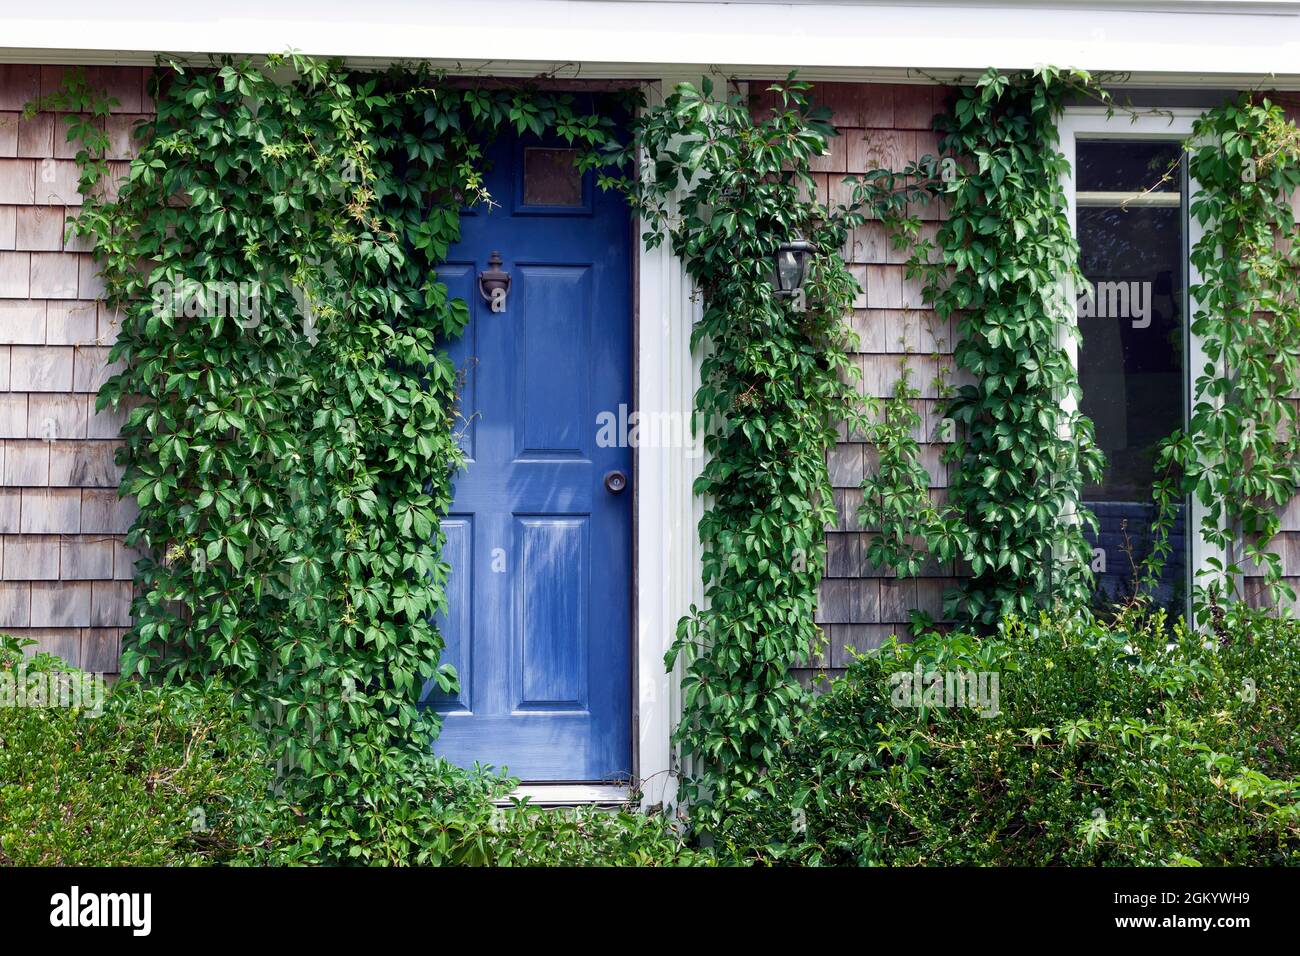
276,746,701,866
423,801,706,867
0,637,701,866
289,761,704,867
0,635,291,865
14,605,1299,868
710,605,1300,865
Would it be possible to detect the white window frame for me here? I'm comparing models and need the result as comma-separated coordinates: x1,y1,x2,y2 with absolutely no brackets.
1058,106,1226,607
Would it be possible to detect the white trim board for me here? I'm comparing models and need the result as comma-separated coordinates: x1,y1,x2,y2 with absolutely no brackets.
1058,107,1225,603
632,77,705,810
506,784,633,806
2,1,1300,87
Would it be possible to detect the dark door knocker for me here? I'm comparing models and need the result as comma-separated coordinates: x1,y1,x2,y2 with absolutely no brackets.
478,251,511,313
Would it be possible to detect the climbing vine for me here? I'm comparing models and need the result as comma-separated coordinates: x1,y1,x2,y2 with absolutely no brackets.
609,77,850,818
1144,95,1300,609
858,211,968,586
861,364,950,578
611,76,935,821
34,56,624,854
921,68,1107,627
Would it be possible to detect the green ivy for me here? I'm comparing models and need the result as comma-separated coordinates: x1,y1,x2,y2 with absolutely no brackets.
858,208,969,586
605,77,851,820
1144,95,1300,610
609,76,936,823
32,56,625,855
924,67,1106,627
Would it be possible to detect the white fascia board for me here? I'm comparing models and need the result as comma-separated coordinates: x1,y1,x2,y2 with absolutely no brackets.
1,1,1300,87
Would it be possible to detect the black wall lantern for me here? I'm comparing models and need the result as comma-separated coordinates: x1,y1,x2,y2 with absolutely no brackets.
770,235,815,297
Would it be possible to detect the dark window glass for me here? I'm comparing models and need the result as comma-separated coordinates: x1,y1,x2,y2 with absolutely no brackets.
522,147,583,206
1077,140,1181,193
1076,140,1187,614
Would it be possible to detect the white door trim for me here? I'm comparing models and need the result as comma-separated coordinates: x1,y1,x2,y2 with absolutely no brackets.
1058,106,1224,605
633,77,706,810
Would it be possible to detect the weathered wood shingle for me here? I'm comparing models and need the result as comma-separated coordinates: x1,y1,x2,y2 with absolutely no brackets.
0,64,143,670
754,81,959,672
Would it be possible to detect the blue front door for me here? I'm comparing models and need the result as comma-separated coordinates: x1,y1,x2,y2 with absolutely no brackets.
428,130,633,782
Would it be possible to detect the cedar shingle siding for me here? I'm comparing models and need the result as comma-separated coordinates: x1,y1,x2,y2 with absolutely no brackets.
793,82,959,687
0,64,147,673
1243,97,1300,615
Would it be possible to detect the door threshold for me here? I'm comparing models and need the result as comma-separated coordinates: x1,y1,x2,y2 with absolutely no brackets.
500,783,633,807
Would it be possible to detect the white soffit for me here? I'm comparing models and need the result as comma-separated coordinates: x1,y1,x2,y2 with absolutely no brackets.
1,0,1299,87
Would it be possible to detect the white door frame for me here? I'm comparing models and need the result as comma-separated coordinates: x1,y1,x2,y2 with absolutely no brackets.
631,77,707,809
1058,106,1224,605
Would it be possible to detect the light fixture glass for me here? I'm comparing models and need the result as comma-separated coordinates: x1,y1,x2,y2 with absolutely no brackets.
771,236,815,296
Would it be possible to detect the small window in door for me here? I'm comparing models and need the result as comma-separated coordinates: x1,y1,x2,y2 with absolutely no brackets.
522,147,584,207
1075,139,1188,614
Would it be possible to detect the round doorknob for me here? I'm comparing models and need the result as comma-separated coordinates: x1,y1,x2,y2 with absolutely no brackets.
603,470,628,494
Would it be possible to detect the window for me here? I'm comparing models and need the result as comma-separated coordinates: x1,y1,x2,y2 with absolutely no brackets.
522,147,584,207
1061,111,1206,617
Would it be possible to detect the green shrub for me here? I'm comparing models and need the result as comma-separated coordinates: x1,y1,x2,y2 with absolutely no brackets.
284,751,703,866
482,804,704,866
0,636,701,866
711,605,1300,865
0,635,293,865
